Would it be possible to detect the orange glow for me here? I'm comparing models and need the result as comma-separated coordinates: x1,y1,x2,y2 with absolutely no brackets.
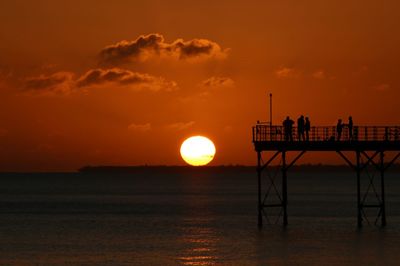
0,1,399,170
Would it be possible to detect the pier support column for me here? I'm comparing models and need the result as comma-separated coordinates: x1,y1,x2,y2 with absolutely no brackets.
356,151,362,228
257,151,263,228
380,151,387,227
255,150,304,227
282,151,288,226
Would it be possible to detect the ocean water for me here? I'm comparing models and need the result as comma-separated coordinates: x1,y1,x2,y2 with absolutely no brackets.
1,169,400,265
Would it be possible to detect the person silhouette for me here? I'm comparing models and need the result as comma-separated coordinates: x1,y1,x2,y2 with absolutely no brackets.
348,116,353,140
305,117,311,141
283,116,294,141
297,115,305,141
337,119,343,141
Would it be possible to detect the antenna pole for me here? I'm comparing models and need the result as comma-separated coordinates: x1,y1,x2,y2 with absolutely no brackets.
269,93,272,127
269,93,272,141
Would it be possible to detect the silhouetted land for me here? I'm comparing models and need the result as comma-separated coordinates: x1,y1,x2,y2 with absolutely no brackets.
79,164,400,174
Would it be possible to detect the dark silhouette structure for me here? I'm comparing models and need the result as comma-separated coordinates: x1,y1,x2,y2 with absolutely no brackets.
253,122,400,228
305,117,310,141
282,116,294,141
297,115,305,141
348,116,354,140
336,119,343,141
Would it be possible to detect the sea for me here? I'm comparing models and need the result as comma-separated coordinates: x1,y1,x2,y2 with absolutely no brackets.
1,167,400,265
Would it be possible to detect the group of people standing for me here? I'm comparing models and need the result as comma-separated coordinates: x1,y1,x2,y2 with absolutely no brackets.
283,115,311,141
336,116,353,141
282,116,354,141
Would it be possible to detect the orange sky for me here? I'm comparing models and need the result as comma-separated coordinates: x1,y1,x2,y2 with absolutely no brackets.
0,0,400,171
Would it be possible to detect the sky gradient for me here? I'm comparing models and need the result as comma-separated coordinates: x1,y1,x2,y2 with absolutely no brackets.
1,0,400,171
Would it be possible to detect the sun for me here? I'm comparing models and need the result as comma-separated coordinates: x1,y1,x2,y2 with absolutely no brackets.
180,136,216,166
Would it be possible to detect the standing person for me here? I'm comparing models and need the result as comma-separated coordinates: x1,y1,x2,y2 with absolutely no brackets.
305,117,311,141
348,116,353,140
283,116,294,141
297,115,305,141
337,119,343,141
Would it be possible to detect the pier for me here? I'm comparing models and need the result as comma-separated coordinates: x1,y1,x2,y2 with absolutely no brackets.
252,124,400,227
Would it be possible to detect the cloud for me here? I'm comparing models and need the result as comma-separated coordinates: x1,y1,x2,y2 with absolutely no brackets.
76,68,178,91
24,72,75,95
312,70,326,79
128,123,151,132
274,67,300,79
166,121,195,131
22,68,177,95
99,33,228,65
200,76,234,88
173,38,227,60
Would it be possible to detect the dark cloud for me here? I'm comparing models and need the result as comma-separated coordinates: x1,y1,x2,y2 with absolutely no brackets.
99,34,164,65
77,68,177,91
22,68,177,96
173,39,220,59
24,72,75,95
201,76,234,87
99,33,228,65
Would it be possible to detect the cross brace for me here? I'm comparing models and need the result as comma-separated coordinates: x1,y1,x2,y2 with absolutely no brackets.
257,150,306,227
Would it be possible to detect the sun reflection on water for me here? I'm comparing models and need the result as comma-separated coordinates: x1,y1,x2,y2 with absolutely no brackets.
177,220,220,265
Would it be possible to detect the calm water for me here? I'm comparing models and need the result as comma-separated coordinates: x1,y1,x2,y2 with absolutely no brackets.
1,169,400,265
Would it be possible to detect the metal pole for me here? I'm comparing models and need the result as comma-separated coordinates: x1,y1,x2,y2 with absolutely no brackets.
257,151,263,228
282,150,288,226
269,93,272,127
356,151,362,227
380,151,387,226
269,93,272,141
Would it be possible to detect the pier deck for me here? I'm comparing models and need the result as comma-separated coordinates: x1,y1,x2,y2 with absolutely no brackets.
252,124,400,228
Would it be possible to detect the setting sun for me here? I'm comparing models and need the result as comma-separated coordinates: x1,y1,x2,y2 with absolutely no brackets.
180,136,216,166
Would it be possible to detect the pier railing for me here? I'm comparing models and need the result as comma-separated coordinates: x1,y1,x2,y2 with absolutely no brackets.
253,124,400,142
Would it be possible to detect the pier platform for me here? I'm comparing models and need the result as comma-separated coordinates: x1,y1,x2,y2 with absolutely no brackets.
252,124,400,228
